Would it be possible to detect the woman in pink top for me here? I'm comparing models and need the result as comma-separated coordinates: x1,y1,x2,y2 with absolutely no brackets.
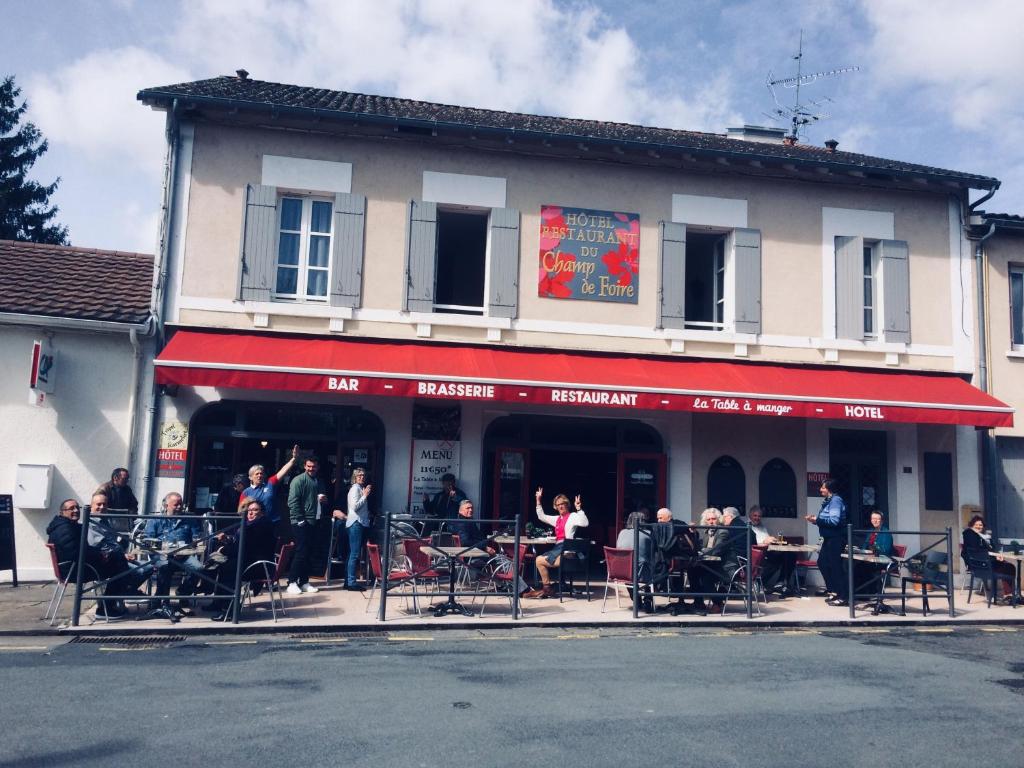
524,487,589,599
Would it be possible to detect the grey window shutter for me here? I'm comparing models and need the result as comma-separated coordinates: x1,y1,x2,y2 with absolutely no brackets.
488,207,520,318
659,222,687,329
329,192,366,308
732,227,762,334
404,199,437,312
880,239,910,343
238,184,278,301
834,235,865,340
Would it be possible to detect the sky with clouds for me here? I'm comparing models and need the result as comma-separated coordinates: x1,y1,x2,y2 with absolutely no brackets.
3,0,1023,252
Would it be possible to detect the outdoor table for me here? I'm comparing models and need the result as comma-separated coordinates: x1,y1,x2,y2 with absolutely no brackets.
492,536,556,545
768,543,819,553
989,551,1024,607
420,545,491,617
843,551,902,615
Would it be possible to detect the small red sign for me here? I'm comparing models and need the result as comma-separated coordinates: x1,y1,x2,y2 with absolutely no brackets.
806,471,830,496
157,448,187,478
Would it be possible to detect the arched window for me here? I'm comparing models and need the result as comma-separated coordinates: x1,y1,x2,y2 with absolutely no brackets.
759,458,797,518
707,455,745,512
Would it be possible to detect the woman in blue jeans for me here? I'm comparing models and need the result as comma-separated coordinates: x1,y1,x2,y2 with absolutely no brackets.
344,467,372,590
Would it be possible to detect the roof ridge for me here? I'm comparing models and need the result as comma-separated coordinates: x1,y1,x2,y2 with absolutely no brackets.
0,239,153,260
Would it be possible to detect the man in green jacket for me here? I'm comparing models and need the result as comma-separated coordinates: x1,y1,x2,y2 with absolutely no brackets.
287,456,327,594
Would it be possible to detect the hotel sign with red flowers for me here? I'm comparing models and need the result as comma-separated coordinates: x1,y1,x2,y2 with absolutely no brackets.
538,205,639,303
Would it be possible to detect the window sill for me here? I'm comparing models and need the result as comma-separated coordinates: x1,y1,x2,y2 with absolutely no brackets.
405,310,512,330
244,300,352,319
1007,349,1024,359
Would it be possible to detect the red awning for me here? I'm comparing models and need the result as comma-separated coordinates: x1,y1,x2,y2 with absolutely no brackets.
155,330,1013,428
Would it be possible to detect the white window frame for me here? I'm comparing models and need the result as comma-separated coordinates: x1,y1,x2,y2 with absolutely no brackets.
273,195,333,303
863,242,878,339
432,205,491,316
684,227,731,332
1011,264,1024,350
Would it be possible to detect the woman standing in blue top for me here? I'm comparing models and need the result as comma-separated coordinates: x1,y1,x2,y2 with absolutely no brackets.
805,479,848,606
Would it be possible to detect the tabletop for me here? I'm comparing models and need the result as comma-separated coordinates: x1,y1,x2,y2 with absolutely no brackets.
768,543,819,553
493,536,557,545
421,546,490,559
989,550,1024,562
842,552,894,565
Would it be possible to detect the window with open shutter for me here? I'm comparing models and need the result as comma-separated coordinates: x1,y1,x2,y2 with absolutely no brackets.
238,184,278,301
658,222,686,330
731,227,762,335
835,235,865,340
879,239,910,343
329,192,366,308
405,200,438,312
488,207,520,318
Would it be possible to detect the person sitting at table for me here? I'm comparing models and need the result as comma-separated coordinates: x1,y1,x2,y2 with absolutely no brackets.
449,499,531,597
523,487,589,599
962,514,1016,602
748,505,795,597
852,509,895,602
691,506,746,614
146,491,204,613
421,472,468,536
616,509,652,576
205,499,278,621
47,497,147,620
86,492,150,599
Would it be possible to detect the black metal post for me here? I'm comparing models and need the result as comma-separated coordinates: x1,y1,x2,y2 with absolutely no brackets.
71,504,91,626
231,517,246,624
378,512,391,621
512,513,522,620
945,527,955,617
745,523,753,619
632,521,640,619
847,523,855,619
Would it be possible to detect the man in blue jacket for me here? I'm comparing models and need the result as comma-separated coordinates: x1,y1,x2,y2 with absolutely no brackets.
805,479,848,606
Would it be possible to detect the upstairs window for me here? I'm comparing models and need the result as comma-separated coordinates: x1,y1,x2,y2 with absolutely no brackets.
1011,265,1023,348
863,243,878,338
275,197,333,300
659,223,761,335
434,209,489,315
685,232,726,330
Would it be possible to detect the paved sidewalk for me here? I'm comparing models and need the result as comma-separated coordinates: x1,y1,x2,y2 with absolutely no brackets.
4,576,1023,635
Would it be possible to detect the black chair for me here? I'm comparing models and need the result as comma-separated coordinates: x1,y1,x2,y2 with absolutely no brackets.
557,539,592,602
900,551,952,616
962,554,998,607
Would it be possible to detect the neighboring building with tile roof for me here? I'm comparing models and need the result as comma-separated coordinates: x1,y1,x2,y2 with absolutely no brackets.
975,212,1024,538
125,70,1017,589
0,240,153,326
0,240,156,581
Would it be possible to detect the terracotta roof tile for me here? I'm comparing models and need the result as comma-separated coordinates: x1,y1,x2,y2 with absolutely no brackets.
138,75,998,189
0,240,153,324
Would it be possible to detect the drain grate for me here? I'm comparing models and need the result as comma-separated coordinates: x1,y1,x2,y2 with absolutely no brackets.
290,632,380,640
70,635,186,645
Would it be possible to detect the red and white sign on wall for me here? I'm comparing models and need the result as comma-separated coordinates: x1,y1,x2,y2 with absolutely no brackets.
157,421,189,478
29,339,57,405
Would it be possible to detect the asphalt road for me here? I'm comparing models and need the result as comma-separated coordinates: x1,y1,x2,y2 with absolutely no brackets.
1,625,1022,768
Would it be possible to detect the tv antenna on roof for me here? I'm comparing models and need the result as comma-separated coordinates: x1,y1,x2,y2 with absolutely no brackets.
765,29,859,142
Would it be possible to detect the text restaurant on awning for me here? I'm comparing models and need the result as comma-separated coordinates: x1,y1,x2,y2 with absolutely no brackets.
155,330,1014,429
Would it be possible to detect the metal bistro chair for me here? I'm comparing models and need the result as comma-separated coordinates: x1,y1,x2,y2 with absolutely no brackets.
900,551,953,616
225,541,295,622
478,544,528,619
557,539,592,602
366,543,418,615
44,543,105,625
601,547,634,613
722,547,767,617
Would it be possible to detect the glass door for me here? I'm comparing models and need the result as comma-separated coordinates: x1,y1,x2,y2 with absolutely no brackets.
492,447,529,524
617,452,666,534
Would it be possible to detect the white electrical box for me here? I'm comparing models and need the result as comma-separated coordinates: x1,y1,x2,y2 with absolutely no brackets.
15,464,53,509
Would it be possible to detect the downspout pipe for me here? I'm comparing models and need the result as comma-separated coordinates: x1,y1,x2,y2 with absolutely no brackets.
964,185,1000,537
140,99,180,517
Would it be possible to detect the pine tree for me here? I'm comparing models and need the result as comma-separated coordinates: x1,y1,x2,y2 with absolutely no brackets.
0,75,69,244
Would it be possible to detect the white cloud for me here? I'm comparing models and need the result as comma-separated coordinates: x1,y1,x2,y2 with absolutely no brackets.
862,0,1024,132
26,46,190,179
169,0,739,132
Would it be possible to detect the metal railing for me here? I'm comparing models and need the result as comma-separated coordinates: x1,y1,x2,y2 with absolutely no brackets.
376,512,524,621
843,526,955,619
70,508,248,626
631,522,756,619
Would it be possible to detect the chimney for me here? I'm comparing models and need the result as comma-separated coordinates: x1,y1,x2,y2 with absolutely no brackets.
236,69,249,80
824,138,839,153
726,125,787,144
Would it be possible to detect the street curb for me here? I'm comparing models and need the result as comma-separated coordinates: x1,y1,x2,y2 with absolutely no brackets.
3,616,1023,638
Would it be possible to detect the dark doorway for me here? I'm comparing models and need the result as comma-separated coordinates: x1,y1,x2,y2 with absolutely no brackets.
530,449,618,550
829,429,888,529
